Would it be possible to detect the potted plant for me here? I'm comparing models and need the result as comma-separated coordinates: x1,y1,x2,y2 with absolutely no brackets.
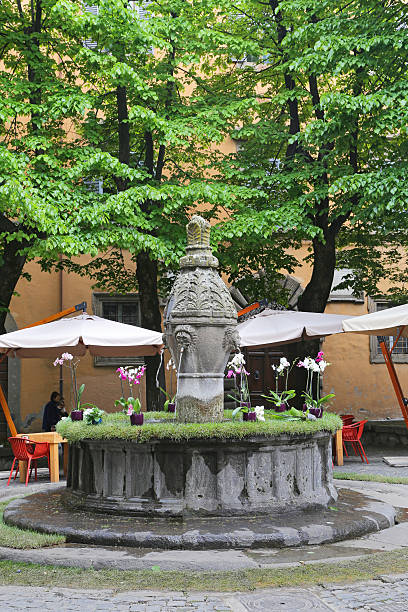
159,357,177,412
115,365,146,425
226,352,256,421
298,352,334,419
127,397,143,425
53,353,97,421
83,406,104,425
262,357,296,412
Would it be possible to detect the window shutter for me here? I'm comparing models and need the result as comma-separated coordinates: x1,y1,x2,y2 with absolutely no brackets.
84,178,103,194
83,5,99,49
129,1,151,19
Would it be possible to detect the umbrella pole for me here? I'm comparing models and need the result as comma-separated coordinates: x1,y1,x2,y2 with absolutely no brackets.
0,384,17,437
380,339,408,430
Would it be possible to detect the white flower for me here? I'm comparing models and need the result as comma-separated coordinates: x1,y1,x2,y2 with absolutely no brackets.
61,352,73,361
318,359,328,372
254,406,265,421
280,357,290,368
311,361,320,373
83,408,92,418
166,358,173,371
227,352,246,373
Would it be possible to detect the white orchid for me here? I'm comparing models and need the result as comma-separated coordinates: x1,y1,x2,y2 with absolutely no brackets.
318,359,328,372
254,405,265,421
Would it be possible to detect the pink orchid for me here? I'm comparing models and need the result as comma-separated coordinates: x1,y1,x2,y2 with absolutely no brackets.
127,405,133,416
297,360,305,368
226,370,235,378
315,351,324,363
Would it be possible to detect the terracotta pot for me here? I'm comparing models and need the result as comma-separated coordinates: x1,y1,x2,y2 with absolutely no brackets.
167,403,176,413
71,410,83,421
130,413,144,426
243,411,256,422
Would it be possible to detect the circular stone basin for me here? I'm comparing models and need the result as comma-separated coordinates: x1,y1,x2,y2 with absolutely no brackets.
3,486,395,550
66,431,337,517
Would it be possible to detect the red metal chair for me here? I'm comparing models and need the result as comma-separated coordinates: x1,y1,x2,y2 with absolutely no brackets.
342,420,369,464
7,437,50,486
341,414,355,426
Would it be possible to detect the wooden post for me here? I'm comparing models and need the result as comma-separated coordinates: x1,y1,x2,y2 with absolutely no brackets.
334,429,343,466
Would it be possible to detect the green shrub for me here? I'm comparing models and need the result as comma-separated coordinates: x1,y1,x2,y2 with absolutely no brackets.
56,410,342,443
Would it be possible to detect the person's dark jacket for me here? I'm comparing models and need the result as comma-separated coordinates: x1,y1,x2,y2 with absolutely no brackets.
42,400,62,431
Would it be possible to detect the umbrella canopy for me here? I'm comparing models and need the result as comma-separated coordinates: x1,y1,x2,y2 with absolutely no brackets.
0,314,164,358
342,303,408,337
238,309,350,349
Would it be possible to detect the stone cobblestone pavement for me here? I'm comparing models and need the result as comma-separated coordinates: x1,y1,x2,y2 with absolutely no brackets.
1,577,408,612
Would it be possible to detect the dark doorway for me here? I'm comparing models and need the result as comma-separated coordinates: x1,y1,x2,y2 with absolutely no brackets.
244,348,295,407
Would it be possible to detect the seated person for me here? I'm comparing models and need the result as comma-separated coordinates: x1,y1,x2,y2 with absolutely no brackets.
58,396,69,418
42,391,62,432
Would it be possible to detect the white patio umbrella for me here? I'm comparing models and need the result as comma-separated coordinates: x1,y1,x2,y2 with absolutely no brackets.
342,303,408,337
0,313,164,358
238,309,351,349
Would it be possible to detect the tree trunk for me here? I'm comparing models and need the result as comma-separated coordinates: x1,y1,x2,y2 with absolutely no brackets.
0,219,29,334
287,232,336,407
136,251,165,411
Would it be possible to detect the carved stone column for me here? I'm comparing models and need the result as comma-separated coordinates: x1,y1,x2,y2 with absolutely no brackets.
164,216,239,423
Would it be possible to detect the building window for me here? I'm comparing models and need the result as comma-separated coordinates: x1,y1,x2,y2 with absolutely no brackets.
92,293,143,366
83,4,99,50
328,269,364,303
369,298,408,363
84,178,103,194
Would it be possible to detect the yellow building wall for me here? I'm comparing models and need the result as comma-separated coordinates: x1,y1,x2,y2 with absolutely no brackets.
9,247,407,434
9,261,178,432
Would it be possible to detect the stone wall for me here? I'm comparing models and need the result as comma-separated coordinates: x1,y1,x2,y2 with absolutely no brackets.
66,431,337,517
362,419,408,448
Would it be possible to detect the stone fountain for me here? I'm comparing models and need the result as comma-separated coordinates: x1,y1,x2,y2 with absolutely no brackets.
3,216,396,548
164,215,240,423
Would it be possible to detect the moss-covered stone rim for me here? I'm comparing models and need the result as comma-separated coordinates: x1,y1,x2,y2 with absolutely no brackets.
56,410,342,444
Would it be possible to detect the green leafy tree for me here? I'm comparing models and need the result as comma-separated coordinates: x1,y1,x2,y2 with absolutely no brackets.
44,0,264,409
204,0,408,401
0,0,121,337
211,0,408,308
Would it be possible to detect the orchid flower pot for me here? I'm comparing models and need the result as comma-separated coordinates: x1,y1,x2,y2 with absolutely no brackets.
240,402,251,409
243,411,256,422
274,403,287,413
309,407,323,419
167,403,176,413
70,410,83,421
302,403,308,412
130,413,144,426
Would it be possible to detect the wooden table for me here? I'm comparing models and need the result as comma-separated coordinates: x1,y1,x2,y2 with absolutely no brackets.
333,429,343,466
17,432,68,483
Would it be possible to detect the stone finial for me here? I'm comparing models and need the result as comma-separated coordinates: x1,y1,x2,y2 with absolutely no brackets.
180,214,218,269
187,215,211,248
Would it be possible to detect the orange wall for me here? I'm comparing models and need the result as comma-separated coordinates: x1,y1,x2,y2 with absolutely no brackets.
9,261,177,431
